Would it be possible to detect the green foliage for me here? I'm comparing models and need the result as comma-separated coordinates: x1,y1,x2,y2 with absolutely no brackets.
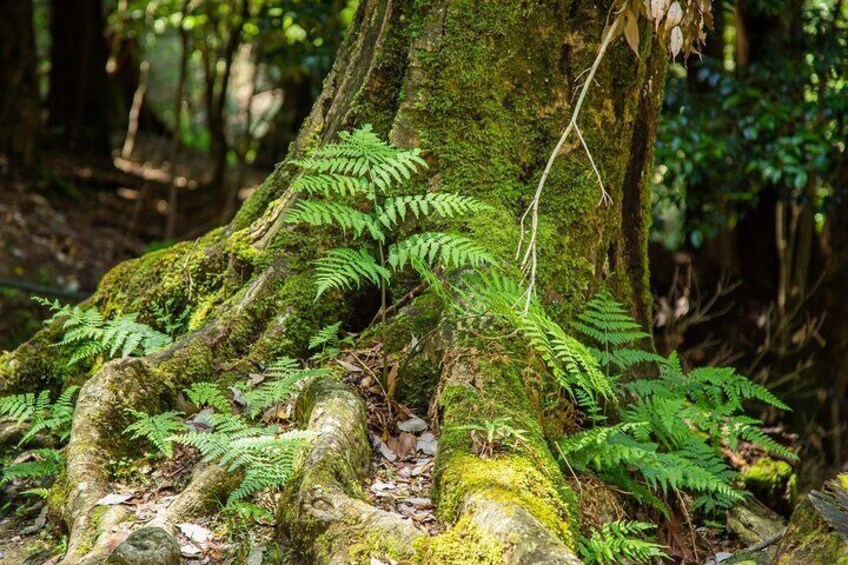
35,297,172,365
286,125,493,297
579,520,667,565
456,417,529,457
1,448,64,486
186,382,231,413
558,292,795,514
124,356,320,503
240,357,328,418
308,321,355,360
0,386,79,445
124,409,187,458
462,272,614,409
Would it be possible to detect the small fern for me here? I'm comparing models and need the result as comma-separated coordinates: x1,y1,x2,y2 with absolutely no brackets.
0,386,79,444
124,409,186,458
1,448,64,485
241,358,328,418
579,520,667,565
185,382,231,413
286,125,493,298
35,297,172,365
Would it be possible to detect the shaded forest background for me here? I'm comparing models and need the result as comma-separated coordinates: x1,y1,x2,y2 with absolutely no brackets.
0,0,846,526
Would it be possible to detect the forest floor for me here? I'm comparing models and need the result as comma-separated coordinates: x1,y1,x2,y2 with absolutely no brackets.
0,138,270,352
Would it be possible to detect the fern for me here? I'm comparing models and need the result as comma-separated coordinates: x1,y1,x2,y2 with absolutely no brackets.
1,448,64,485
579,520,667,565
0,386,79,444
461,271,614,408
377,193,490,228
219,432,312,502
286,125,492,298
185,382,231,413
34,297,172,365
314,248,391,296
555,292,794,516
388,232,493,271
124,409,186,458
242,358,328,418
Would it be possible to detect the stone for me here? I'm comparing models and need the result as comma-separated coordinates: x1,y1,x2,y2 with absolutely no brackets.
107,527,180,565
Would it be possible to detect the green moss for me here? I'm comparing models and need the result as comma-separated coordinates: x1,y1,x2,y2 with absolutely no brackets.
742,457,796,504
348,530,413,564
434,352,580,549
413,516,504,564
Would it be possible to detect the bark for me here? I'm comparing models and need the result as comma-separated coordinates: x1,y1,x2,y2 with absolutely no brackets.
0,0,666,562
0,0,40,170
48,0,110,156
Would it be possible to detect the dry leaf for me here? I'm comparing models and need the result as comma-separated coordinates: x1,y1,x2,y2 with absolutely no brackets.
623,10,640,54
397,417,427,433
95,493,133,506
397,432,416,459
665,1,683,31
670,26,683,57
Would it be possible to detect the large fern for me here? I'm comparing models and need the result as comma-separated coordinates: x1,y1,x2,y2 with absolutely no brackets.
0,386,80,444
35,297,173,365
556,292,795,515
285,125,493,297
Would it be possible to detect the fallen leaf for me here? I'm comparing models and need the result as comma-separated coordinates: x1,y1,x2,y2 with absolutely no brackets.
397,432,416,459
416,432,438,455
177,522,212,544
397,417,427,433
95,493,133,506
336,359,362,373
180,543,202,558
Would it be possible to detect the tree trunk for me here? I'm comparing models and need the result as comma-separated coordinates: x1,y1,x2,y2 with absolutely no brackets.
0,1,666,562
48,0,110,156
0,0,40,170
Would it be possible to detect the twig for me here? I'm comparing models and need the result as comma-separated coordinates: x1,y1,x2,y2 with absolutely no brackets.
516,14,621,312
369,280,429,327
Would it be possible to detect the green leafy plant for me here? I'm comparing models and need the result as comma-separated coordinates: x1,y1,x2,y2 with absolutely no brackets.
557,292,796,514
579,520,667,565
461,272,614,411
457,417,529,458
124,409,187,458
124,356,323,503
308,321,355,360
1,448,64,486
286,125,494,298
35,297,172,365
0,386,79,445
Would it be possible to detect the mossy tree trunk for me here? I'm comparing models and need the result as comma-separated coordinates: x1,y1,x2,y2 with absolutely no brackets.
1,0,666,562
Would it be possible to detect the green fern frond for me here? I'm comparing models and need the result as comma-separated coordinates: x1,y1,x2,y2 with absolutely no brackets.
579,520,667,565
285,201,384,241
124,409,186,458
389,232,494,271
377,193,490,228
185,382,230,413
1,448,64,485
314,248,390,296
289,173,369,197
309,322,343,351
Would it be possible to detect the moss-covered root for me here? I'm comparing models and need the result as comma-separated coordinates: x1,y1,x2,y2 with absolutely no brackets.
149,463,242,534
769,473,848,564
61,357,163,563
279,377,424,564
427,348,581,564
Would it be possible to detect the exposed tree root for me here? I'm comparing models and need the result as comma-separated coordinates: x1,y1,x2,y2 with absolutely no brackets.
280,344,583,564
148,463,241,533
280,377,425,564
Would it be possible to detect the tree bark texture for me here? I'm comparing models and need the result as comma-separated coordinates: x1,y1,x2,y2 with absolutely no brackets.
1,1,667,562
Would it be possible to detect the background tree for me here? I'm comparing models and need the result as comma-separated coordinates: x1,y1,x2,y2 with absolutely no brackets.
0,0,40,170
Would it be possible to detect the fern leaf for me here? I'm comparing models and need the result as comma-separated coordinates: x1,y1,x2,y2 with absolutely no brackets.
388,232,494,271
313,248,389,296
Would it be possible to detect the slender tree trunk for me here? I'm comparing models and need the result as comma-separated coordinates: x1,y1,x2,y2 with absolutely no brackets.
1,1,666,562
0,0,40,170
48,0,110,156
